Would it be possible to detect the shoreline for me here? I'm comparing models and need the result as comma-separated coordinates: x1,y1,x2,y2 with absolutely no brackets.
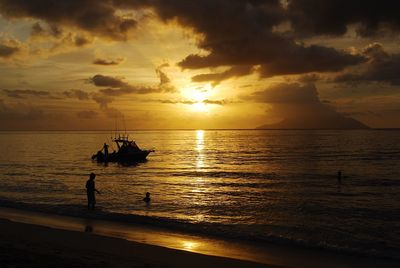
0,207,398,267
0,218,271,268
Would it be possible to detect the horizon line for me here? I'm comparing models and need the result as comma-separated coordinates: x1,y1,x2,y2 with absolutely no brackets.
0,128,399,131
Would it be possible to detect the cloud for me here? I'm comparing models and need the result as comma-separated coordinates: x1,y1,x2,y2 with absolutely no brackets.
0,99,64,122
335,43,400,85
287,0,400,37
74,35,91,47
156,66,171,85
90,72,175,96
31,22,62,38
155,98,227,105
0,0,137,40
203,99,226,105
297,73,320,83
155,64,176,92
192,65,254,85
0,38,24,59
111,0,364,77
0,0,379,77
2,89,51,98
0,43,19,58
91,93,113,108
244,83,319,103
76,110,98,119
103,106,124,119
93,57,125,66
99,86,157,96
158,99,196,105
243,83,369,129
0,99,71,130
91,74,127,88
63,89,90,100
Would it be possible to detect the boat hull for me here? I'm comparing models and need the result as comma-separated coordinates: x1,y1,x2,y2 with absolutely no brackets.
92,150,152,163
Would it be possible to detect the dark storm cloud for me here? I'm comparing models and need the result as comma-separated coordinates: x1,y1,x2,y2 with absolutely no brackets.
0,43,19,58
93,57,124,66
287,0,400,36
0,0,137,40
113,0,364,78
335,43,400,85
3,89,51,98
3,0,398,80
257,45,365,77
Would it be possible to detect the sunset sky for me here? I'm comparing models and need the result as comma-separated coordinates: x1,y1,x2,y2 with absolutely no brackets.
0,0,399,130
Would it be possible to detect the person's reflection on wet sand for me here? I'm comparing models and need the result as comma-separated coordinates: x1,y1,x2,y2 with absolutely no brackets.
84,225,93,233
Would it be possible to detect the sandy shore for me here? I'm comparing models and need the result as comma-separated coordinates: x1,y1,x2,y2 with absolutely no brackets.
0,207,398,268
0,218,274,268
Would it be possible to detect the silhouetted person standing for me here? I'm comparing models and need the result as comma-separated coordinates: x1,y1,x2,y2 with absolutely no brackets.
86,173,100,210
143,192,151,204
103,143,109,160
337,171,342,184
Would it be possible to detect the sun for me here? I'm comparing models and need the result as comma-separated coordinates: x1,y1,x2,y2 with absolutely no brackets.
181,84,213,112
192,102,207,112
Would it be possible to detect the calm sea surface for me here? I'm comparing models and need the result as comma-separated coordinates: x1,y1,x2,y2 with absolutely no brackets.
0,130,399,258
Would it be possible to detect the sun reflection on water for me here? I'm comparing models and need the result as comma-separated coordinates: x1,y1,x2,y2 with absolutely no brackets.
195,130,205,171
181,241,199,251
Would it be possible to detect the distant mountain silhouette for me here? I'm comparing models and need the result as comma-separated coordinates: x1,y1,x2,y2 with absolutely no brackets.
257,114,369,129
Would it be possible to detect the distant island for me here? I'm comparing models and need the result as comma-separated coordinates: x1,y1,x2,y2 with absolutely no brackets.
257,115,370,129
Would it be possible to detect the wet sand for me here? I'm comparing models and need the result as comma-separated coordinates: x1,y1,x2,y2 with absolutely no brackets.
0,207,398,268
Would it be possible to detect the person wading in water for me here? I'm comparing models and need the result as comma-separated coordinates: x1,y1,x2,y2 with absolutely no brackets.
86,173,100,210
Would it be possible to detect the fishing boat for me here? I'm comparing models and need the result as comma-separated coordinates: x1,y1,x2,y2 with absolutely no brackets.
92,134,154,163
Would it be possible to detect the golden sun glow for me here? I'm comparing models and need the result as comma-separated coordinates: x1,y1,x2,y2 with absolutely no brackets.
181,84,213,112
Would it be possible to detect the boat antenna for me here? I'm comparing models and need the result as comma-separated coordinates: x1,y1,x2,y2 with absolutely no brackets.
123,115,127,138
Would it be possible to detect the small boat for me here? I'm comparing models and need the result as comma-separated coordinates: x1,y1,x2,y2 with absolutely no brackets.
92,135,154,163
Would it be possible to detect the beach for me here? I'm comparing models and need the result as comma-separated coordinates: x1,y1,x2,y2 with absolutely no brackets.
0,218,270,268
0,207,398,268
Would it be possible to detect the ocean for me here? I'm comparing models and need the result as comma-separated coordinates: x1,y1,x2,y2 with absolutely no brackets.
0,130,399,259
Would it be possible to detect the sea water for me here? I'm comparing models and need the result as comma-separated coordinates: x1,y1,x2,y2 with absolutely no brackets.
0,130,399,258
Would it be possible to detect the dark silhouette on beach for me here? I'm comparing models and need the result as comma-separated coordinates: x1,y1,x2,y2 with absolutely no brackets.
143,192,151,204
86,173,100,210
103,143,109,160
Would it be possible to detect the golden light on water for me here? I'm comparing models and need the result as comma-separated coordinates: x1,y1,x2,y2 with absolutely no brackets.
195,130,205,170
181,241,199,251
